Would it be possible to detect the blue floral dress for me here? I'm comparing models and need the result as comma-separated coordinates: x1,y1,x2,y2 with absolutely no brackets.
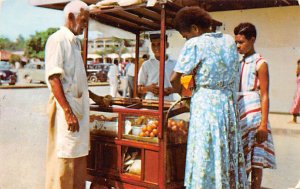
174,32,248,189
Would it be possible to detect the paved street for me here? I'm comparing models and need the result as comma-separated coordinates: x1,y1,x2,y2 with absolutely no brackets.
0,86,299,189
262,114,300,189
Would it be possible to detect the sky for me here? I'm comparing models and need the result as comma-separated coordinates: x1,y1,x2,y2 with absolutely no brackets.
0,0,64,41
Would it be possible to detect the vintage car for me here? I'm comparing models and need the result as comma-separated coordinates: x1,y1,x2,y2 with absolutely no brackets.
0,69,17,85
0,61,17,85
87,63,111,82
21,62,45,83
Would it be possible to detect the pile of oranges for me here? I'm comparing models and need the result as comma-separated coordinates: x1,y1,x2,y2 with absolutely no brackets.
167,119,188,136
138,120,159,138
136,119,188,141
167,119,188,144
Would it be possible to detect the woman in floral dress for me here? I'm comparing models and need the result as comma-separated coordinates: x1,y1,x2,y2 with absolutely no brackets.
234,22,276,189
170,7,248,188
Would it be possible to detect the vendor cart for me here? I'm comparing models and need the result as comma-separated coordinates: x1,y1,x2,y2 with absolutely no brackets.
85,2,220,188
32,1,222,188
86,1,198,188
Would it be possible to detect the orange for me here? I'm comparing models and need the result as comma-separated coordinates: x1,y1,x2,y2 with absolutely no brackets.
150,132,155,138
146,125,153,132
142,126,147,132
177,120,185,128
139,132,145,137
152,129,158,136
171,125,177,132
144,131,150,137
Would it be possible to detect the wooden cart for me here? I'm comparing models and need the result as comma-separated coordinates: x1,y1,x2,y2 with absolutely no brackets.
85,1,197,188
32,1,221,188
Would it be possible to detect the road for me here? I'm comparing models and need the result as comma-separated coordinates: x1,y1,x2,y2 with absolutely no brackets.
0,86,299,189
262,114,300,189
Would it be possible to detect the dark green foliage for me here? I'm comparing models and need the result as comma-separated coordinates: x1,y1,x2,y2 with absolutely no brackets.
24,28,58,60
0,35,25,51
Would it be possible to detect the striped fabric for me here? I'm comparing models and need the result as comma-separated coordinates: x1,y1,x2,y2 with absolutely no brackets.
237,53,276,173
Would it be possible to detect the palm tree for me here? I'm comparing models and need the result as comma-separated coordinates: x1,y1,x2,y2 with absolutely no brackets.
95,49,107,63
109,37,129,62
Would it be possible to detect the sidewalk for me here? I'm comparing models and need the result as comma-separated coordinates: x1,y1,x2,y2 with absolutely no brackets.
269,113,300,135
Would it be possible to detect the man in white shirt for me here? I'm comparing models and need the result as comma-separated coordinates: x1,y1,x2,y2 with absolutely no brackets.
44,1,89,188
107,62,119,97
123,60,135,98
138,34,177,101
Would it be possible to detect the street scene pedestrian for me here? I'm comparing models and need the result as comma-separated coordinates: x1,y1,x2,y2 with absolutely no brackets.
170,6,248,188
289,59,300,123
234,22,276,189
123,59,135,98
2,1,300,189
107,62,119,97
44,1,90,188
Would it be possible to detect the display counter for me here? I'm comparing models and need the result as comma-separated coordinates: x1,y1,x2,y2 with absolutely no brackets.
87,98,189,188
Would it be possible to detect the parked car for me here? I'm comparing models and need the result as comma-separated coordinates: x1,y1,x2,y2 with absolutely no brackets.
87,63,111,82
0,61,13,70
0,61,17,85
0,69,17,85
21,62,45,83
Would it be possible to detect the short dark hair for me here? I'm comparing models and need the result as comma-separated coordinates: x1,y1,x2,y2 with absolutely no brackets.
234,22,257,40
142,54,149,59
173,6,212,32
149,34,168,41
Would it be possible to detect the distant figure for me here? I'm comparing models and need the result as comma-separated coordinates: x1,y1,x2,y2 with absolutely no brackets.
289,59,300,123
138,54,149,70
234,22,276,189
44,1,90,189
123,59,135,98
107,62,119,97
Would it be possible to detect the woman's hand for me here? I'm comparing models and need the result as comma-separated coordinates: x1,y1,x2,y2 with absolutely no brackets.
170,71,183,93
164,87,173,96
255,125,268,144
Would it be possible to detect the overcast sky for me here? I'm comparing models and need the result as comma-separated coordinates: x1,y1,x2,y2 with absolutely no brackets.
0,0,63,40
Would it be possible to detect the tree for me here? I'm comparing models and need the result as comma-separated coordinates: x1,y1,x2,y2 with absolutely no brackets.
15,35,26,50
9,54,21,66
109,37,128,62
0,37,14,50
24,28,58,60
0,35,26,51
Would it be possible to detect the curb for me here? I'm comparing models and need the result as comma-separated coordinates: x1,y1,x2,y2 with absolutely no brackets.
271,128,300,136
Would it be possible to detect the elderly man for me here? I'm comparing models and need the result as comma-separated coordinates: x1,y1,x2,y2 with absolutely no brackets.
44,1,89,188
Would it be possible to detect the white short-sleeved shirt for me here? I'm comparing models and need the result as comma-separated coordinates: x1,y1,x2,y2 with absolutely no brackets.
138,58,176,101
126,62,135,77
45,26,90,158
107,64,119,81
